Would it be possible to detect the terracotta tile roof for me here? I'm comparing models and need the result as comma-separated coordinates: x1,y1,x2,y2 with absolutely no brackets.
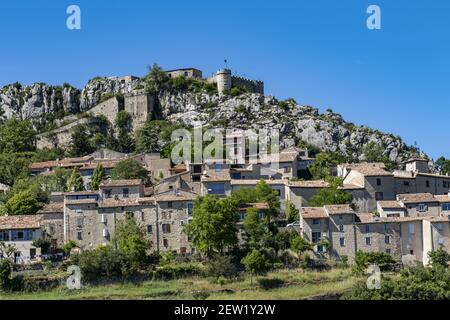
29,160,60,170
259,153,297,163
64,190,98,196
324,204,354,215
289,180,328,188
0,215,43,230
231,179,286,185
301,207,328,219
348,163,392,176
149,190,198,202
65,199,98,205
100,179,143,187
424,216,450,222
37,203,64,214
201,172,231,182
356,213,424,224
377,201,404,209
99,198,154,208
170,164,187,172
393,170,417,179
342,183,365,190
397,193,438,204
434,195,450,203
417,172,450,179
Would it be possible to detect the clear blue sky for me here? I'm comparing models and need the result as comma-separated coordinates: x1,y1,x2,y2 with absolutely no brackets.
0,0,449,159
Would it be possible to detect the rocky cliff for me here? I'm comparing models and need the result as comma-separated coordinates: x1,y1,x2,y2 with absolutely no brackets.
0,77,418,162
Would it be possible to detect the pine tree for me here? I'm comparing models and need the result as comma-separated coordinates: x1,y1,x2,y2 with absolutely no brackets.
91,164,105,190
67,167,85,192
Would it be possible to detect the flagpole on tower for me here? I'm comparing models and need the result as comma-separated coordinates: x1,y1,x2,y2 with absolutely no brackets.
224,59,228,68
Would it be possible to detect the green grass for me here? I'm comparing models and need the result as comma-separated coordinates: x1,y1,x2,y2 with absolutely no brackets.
0,268,359,300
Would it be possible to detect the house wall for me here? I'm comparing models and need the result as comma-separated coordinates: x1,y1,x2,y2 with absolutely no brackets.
355,223,402,259
327,214,356,262
400,221,423,262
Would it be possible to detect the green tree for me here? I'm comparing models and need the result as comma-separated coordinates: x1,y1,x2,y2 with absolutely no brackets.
241,249,271,284
435,156,450,175
285,200,299,223
0,152,34,186
111,159,149,182
428,248,450,268
290,235,313,255
4,189,43,215
38,167,70,193
184,195,239,257
145,63,168,93
362,141,398,171
243,208,271,250
69,125,94,156
112,215,151,267
67,167,85,192
0,259,13,291
91,164,105,190
255,180,280,219
32,238,51,254
308,176,352,207
135,120,181,154
0,118,36,153
308,152,345,180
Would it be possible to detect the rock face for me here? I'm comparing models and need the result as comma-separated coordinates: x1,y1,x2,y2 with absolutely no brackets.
0,77,417,163
157,91,415,162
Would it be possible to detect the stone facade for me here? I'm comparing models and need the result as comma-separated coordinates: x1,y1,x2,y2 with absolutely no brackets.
124,90,156,130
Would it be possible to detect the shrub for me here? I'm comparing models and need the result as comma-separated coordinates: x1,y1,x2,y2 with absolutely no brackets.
0,259,12,291
192,290,210,300
352,251,397,275
152,262,205,280
428,248,450,268
205,254,238,279
230,86,247,97
258,278,285,290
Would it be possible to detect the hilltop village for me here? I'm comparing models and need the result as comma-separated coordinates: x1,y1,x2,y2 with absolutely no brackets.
0,67,449,272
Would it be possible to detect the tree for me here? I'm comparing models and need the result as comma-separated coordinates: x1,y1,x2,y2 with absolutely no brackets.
38,167,70,193
241,249,271,284
290,236,313,255
243,208,271,250
112,215,151,267
428,248,450,268
0,152,34,186
4,189,43,215
111,159,149,182
184,195,239,257
0,259,13,291
362,141,398,171
255,180,280,219
0,242,16,259
145,63,168,93
135,120,181,154
69,125,94,156
32,238,51,255
308,176,352,207
67,167,85,192
435,156,450,175
114,111,134,153
308,152,345,180
230,188,258,206
285,200,299,223
0,118,36,153
91,164,105,190
63,240,78,254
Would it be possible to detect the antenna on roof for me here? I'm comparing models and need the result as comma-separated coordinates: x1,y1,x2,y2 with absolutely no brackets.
224,59,228,68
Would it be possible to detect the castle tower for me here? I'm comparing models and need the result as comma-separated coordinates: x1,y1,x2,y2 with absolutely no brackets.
216,69,232,95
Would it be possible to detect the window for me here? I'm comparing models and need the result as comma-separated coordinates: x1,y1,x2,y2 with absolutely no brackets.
0,231,9,241
375,192,384,201
162,224,171,233
339,214,343,220
311,232,321,243
340,237,345,247
30,248,36,259
123,188,129,198
384,223,389,232
442,203,450,211
104,189,112,198
385,249,391,255
365,225,370,233
208,183,225,195
187,202,193,216
443,181,450,188
403,181,410,187
76,217,83,228
376,178,381,186
214,163,222,172
11,231,24,241
418,203,428,212
275,189,281,196
438,237,444,246
408,223,415,234
163,238,168,247
410,250,414,255
426,180,430,188
283,167,291,173
339,225,344,232
77,231,82,240
436,223,444,231
184,71,189,76
365,237,371,245
147,225,153,234
312,219,320,225
385,235,390,244
167,201,173,208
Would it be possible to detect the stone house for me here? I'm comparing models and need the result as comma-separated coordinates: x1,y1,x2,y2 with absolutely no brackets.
0,215,44,264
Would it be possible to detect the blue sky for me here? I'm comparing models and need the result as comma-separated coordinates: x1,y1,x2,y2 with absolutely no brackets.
0,0,449,159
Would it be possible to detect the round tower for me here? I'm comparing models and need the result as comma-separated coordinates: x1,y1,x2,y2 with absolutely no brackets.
216,69,232,94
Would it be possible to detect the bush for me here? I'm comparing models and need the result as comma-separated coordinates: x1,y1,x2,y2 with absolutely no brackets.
352,251,397,275
152,262,205,280
205,254,238,279
192,290,210,300
258,278,285,290
230,86,247,97
428,248,450,268
0,259,12,291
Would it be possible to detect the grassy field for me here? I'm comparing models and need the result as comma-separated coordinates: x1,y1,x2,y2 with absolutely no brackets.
0,268,359,300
